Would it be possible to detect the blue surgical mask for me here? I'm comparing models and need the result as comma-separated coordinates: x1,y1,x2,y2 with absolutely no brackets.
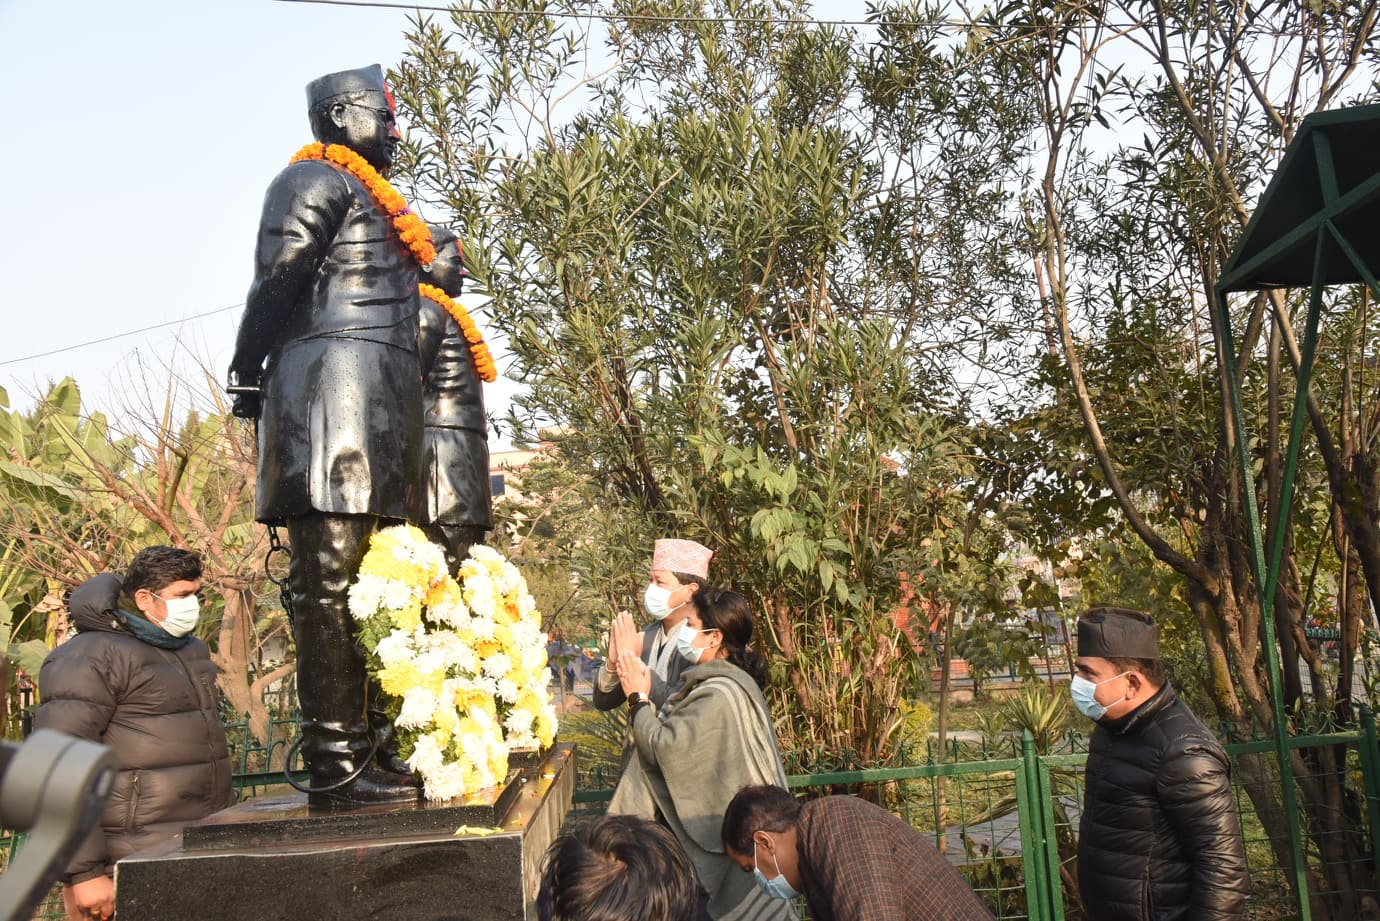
675,625,705,664
1069,672,1127,721
753,840,799,901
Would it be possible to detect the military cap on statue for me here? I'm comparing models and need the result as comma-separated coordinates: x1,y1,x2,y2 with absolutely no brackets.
651,539,713,580
306,64,388,108
1077,606,1159,659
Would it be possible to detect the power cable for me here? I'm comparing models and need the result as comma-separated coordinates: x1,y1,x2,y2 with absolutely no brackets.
0,303,244,367
274,0,973,29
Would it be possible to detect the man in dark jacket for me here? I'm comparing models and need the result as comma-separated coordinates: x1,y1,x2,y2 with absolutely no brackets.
36,546,232,921
227,64,426,805
1074,606,1248,920
721,785,993,920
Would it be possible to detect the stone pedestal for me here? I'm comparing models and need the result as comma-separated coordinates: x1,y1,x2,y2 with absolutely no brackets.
115,743,575,921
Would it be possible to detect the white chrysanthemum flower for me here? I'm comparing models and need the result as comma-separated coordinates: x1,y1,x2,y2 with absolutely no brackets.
374,630,417,669
520,644,547,673
497,562,522,594
508,618,540,644
381,579,418,611
423,761,467,802
470,613,498,641
496,678,519,703
409,732,446,776
516,592,537,618
348,574,393,618
423,631,470,669
448,643,480,675
481,653,512,680
507,731,538,749
414,650,447,677
429,597,472,630
398,686,439,729
468,545,503,565
458,733,484,764
504,708,535,735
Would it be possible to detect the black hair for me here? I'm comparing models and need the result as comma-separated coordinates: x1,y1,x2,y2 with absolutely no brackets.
536,814,700,921
691,587,768,688
670,572,707,591
721,785,800,856
123,546,202,597
1106,656,1166,686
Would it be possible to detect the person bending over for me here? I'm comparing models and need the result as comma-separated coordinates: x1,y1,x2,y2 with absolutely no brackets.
722,785,993,921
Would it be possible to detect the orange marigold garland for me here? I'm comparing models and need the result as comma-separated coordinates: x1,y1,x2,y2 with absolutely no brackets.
419,284,499,382
289,142,437,267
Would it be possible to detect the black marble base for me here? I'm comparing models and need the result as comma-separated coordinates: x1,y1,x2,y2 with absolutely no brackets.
183,764,525,849
115,744,575,921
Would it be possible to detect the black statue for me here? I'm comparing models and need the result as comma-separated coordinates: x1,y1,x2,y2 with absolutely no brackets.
228,64,424,807
416,225,493,573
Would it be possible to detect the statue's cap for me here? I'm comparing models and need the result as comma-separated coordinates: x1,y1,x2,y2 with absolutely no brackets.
427,224,457,247
1077,606,1159,659
307,64,387,108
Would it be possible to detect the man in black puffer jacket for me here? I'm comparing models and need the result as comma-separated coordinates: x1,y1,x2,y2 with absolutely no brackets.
37,546,232,921
1074,606,1247,920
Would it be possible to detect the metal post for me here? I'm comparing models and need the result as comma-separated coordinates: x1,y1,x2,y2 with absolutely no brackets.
1212,230,1329,919
1018,730,1051,921
1359,706,1380,892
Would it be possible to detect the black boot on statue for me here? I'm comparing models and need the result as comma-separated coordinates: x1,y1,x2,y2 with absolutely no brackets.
368,689,422,783
288,514,421,808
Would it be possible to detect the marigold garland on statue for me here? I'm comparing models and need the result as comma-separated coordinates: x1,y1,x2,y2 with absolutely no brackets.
348,526,557,801
290,142,437,267
418,284,498,382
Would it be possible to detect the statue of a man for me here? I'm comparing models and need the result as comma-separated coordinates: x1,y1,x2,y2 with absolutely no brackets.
228,65,424,807
416,225,493,572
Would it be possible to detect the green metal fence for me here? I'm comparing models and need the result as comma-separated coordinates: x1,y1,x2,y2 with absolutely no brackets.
575,716,1380,920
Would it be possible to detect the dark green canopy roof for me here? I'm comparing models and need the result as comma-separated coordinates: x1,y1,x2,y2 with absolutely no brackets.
1220,102,1380,293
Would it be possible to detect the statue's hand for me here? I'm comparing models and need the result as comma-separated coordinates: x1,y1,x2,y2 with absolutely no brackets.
227,369,262,420
231,390,262,420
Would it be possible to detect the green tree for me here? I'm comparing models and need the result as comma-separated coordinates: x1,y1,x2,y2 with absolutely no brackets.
990,0,1380,911
391,0,1030,763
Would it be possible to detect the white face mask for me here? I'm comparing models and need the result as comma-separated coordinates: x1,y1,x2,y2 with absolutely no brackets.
156,593,201,638
643,583,674,620
1069,672,1127,721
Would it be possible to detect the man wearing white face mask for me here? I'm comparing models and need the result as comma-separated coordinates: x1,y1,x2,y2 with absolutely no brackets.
593,538,713,712
37,546,231,921
1074,606,1247,921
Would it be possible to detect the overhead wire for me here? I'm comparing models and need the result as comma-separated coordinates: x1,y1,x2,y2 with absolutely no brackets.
273,0,975,29
0,303,244,367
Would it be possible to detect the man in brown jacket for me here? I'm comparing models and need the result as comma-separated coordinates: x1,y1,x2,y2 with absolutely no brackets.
723,785,994,921
37,547,232,921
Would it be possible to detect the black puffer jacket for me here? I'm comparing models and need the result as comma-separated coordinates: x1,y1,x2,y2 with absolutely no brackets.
1077,682,1248,920
35,573,232,883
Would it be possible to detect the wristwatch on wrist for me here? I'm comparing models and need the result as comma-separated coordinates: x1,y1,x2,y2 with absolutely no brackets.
627,691,648,709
